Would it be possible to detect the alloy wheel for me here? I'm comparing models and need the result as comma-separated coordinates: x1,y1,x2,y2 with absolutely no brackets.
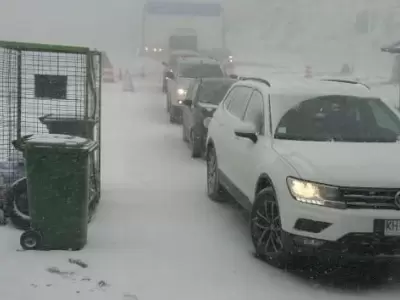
252,199,283,256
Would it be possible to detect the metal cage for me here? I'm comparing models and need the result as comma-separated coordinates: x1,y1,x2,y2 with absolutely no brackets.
0,40,102,218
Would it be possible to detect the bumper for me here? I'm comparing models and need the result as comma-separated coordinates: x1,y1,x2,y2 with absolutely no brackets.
282,230,400,261
279,187,400,240
170,105,183,119
277,188,400,260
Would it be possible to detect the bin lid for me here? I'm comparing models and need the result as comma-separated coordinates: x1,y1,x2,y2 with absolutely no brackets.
25,134,97,151
39,113,95,123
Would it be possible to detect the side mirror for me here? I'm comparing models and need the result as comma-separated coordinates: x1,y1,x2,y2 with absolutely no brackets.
229,74,238,79
182,99,192,106
166,71,175,79
203,117,212,128
234,123,258,143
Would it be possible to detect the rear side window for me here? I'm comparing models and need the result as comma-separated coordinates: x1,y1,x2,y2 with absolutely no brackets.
226,86,252,119
243,90,265,134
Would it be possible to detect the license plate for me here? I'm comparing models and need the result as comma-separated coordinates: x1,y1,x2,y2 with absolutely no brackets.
384,220,400,236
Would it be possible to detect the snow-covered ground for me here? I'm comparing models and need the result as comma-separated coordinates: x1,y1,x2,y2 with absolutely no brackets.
0,75,400,299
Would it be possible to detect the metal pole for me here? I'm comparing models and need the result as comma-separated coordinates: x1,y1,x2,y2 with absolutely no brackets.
221,6,226,49
16,50,22,140
398,82,400,109
97,52,102,200
140,2,147,55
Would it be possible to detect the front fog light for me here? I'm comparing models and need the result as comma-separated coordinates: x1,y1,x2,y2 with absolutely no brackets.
293,236,325,247
287,177,344,209
177,88,187,96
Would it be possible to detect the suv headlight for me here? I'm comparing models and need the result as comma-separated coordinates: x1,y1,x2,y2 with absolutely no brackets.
287,177,344,209
177,88,187,96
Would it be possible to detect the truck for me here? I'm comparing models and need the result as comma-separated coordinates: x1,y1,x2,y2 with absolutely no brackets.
140,1,226,61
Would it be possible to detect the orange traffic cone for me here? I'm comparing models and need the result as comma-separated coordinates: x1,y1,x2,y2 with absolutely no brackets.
122,70,135,92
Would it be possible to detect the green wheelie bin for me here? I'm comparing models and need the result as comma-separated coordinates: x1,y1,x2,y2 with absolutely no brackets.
19,134,98,251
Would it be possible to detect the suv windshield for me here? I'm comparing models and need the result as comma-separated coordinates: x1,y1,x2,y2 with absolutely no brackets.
197,81,234,105
179,64,224,78
275,95,400,142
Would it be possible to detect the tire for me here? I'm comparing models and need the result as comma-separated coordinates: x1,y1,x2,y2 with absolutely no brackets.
0,209,6,225
190,131,202,158
169,112,176,124
166,94,170,113
206,146,227,202
250,187,292,269
7,177,30,230
20,230,42,250
182,125,188,142
169,106,181,124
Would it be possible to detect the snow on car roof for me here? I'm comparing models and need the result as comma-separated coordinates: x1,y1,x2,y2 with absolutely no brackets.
246,77,380,133
243,76,373,98
199,77,236,83
170,50,200,56
178,56,220,65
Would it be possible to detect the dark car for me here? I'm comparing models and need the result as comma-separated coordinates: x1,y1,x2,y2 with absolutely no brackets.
181,78,236,158
162,50,200,93
199,48,234,75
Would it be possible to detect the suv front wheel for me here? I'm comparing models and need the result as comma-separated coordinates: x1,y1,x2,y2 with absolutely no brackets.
250,187,292,269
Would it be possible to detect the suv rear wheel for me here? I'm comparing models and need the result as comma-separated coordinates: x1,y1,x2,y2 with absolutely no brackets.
250,187,292,269
206,146,227,202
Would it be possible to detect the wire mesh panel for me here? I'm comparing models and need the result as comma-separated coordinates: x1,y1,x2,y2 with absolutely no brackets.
0,40,102,211
20,51,87,135
0,48,24,199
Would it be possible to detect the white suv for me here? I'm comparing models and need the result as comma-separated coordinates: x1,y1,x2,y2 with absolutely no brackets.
205,77,400,268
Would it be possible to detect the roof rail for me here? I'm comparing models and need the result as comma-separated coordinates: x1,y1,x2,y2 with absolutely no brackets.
320,79,370,90
239,76,271,87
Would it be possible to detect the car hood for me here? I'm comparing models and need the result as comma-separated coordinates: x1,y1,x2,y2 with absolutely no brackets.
273,140,400,188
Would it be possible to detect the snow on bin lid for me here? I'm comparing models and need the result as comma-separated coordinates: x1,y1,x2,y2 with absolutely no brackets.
26,134,90,147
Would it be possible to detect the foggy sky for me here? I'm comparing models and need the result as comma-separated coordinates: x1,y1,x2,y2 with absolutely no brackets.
0,0,145,53
0,0,397,70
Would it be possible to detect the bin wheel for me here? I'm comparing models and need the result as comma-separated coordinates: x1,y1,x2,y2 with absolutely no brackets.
20,230,42,250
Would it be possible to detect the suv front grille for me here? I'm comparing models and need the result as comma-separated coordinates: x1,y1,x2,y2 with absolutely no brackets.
340,187,400,210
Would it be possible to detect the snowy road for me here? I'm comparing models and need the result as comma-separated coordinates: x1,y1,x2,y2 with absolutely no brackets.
1,79,400,299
